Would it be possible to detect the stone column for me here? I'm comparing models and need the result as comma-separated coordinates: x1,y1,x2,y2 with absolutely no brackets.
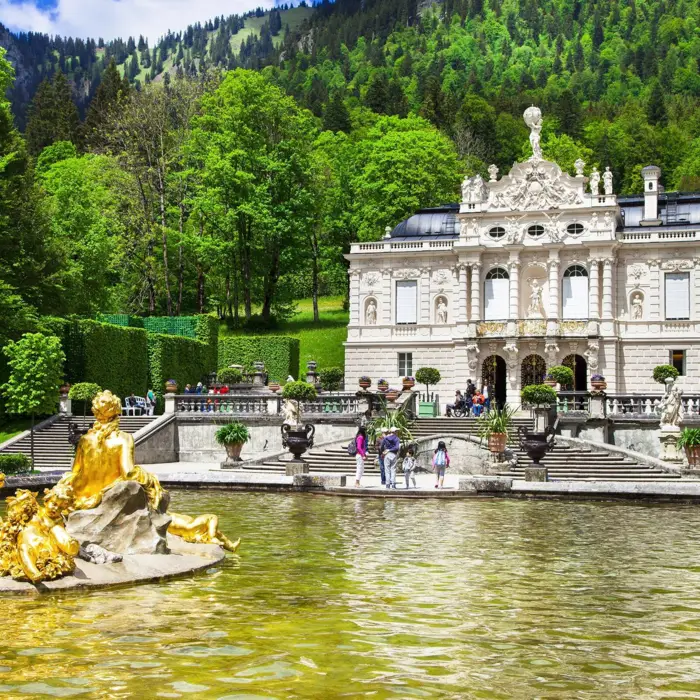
602,258,614,320
457,265,468,323
382,268,392,325
470,262,481,322
589,259,600,319
349,270,360,325
509,256,520,320
420,267,431,323
547,257,560,319
648,258,661,320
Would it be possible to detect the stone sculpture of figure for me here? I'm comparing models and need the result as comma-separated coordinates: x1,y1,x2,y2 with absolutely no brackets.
282,398,300,426
574,158,585,177
488,164,499,182
523,106,543,160
366,300,377,325
660,384,683,428
631,293,643,320
589,168,601,195
603,166,614,195
436,298,448,324
461,175,472,202
527,279,546,319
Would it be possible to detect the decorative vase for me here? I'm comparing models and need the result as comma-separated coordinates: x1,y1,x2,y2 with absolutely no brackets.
518,429,553,465
59,383,71,395
281,423,315,475
359,379,371,390
488,433,507,453
402,379,415,391
685,445,700,469
378,382,389,392
165,380,178,394
225,442,243,463
544,379,557,388
591,381,607,391
386,390,400,402
268,382,280,393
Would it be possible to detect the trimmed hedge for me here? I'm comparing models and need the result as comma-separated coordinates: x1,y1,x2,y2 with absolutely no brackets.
0,453,32,474
148,333,211,402
218,336,300,382
41,317,149,399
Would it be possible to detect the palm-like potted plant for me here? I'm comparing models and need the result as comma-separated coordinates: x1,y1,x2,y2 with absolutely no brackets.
677,428,700,469
477,405,517,453
216,421,250,467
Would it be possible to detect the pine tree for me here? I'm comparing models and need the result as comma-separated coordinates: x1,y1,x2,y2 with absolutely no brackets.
24,79,55,156
83,59,128,147
323,91,351,132
555,89,582,137
364,72,390,114
387,77,408,117
646,79,668,126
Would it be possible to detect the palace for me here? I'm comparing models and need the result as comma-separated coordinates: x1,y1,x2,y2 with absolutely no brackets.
344,107,700,409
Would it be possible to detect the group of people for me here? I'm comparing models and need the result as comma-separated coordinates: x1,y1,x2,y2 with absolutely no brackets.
446,379,491,417
183,382,230,396
124,389,156,416
352,427,451,490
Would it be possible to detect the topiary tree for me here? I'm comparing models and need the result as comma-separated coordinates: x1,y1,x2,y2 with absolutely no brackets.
319,367,344,391
217,367,244,384
653,364,679,385
2,333,65,466
68,382,102,419
415,367,441,397
548,365,574,388
521,384,557,406
282,380,318,423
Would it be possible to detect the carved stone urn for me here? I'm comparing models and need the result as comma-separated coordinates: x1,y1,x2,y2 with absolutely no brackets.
281,423,315,475
518,427,554,465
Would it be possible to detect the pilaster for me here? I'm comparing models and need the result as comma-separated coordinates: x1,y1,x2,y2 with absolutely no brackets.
457,264,468,323
648,258,661,320
349,269,361,325
470,262,482,322
602,258,614,320
381,268,392,325
420,267,431,323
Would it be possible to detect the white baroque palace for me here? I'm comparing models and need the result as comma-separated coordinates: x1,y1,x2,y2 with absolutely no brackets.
344,107,700,409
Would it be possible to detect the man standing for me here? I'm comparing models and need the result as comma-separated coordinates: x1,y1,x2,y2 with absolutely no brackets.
383,427,401,489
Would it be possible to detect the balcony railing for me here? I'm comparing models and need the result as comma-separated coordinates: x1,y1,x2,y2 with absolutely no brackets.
353,240,455,253
556,391,591,413
606,394,700,418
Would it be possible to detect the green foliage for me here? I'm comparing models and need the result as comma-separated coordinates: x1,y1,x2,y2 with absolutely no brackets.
319,367,344,391
415,367,442,393
521,384,557,406
367,400,413,445
217,367,244,384
147,332,210,401
2,333,65,416
548,365,574,387
0,453,32,474
281,380,317,403
677,428,700,449
477,406,518,440
68,382,102,402
653,365,679,384
215,422,250,445
218,336,300,383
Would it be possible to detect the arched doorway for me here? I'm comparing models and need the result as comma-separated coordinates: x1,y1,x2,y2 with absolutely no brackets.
482,355,507,409
521,354,546,387
563,354,588,391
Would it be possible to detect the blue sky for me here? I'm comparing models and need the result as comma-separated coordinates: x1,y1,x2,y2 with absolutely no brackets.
0,0,273,41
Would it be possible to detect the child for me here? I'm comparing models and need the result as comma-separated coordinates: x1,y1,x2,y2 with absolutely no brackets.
403,447,418,489
432,440,450,489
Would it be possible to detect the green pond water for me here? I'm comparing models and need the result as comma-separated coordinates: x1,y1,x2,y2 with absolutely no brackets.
2,493,700,699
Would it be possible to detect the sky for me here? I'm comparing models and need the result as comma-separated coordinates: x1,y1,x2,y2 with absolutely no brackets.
0,0,274,42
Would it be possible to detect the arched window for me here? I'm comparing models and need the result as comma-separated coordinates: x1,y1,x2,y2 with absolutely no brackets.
484,267,509,320
566,223,584,236
488,226,506,239
528,224,545,238
562,265,589,319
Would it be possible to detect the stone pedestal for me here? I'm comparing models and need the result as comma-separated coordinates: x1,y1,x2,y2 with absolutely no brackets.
59,394,72,415
285,461,310,476
533,406,551,433
164,394,176,414
524,467,548,482
659,426,683,463
589,393,606,419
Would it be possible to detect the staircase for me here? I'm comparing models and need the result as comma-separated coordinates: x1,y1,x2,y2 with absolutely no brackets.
249,445,383,474
0,415,156,471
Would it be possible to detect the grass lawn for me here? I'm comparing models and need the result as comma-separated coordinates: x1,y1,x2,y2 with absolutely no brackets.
0,418,32,445
219,296,349,374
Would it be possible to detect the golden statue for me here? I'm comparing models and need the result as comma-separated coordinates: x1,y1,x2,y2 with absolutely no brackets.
0,390,240,583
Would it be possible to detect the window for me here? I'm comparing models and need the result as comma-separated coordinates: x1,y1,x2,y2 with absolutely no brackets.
395,280,417,324
671,350,686,376
665,272,690,320
562,265,589,319
488,226,506,239
484,267,509,320
567,223,584,236
398,353,413,376
528,224,544,238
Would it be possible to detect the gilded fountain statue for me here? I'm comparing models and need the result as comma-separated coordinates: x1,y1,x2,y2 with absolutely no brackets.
0,390,239,585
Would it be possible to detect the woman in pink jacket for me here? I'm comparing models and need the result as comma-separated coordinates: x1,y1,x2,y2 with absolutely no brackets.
354,427,368,488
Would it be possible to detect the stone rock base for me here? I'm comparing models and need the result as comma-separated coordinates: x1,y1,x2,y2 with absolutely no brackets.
524,467,549,482
458,477,513,492
293,474,346,488
285,461,309,476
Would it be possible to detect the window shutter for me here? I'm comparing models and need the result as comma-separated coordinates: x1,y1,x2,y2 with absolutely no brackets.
396,281,417,324
562,277,589,319
484,278,509,320
665,273,690,320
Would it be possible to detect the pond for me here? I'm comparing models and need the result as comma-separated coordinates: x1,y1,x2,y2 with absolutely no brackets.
2,492,700,698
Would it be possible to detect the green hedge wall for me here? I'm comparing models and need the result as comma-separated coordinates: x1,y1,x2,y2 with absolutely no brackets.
148,333,211,400
218,336,300,382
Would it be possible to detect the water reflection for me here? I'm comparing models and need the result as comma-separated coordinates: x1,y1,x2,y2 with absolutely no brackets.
0,494,700,697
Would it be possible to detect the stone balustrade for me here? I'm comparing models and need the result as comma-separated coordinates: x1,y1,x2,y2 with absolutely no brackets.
606,394,700,418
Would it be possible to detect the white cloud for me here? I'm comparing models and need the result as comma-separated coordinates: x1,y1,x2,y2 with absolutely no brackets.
0,0,273,42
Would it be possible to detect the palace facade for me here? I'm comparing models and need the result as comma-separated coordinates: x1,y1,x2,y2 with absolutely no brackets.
344,107,700,409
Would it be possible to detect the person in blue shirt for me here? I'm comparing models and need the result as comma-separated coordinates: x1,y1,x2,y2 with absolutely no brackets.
382,427,401,489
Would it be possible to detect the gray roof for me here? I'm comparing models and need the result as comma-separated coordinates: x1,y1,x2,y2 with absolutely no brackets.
389,205,459,241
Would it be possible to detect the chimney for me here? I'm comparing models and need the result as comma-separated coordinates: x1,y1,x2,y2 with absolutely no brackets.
641,164,662,225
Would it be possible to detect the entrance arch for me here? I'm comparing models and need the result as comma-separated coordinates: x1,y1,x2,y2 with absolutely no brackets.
521,354,546,387
481,355,507,409
563,354,588,391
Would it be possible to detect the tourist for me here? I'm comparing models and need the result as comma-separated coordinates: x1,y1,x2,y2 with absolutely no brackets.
146,388,156,416
446,390,463,417
483,380,490,411
184,384,192,394
360,409,372,428
354,427,368,488
472,391,484,417
402,447,418,489
383,427,401,489
195,382,204,395
376,428,388,485
433,440,450,489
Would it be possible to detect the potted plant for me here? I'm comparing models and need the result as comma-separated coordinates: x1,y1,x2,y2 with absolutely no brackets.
402,376,415,391
548,365,574,389
359,375,372,390
590,374,607,391
385,387,400,402
677,428,700,468
477,405,517,453
653,364,679,386
521,384,557,407
268,381,281,393
216,421,250,467
165,378,178,394
543,373,557,388
377,378,389,392
68,382,102,420
415,367,442,417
